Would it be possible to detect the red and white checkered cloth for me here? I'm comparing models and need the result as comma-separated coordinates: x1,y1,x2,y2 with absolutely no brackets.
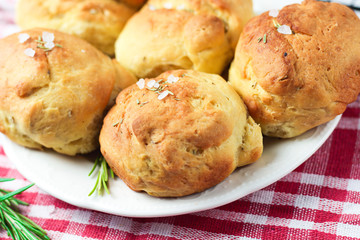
2,0,360,239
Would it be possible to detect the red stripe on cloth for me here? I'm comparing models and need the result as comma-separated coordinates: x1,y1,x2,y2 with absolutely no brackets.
0,167,11,177
268,205,296,219
314,210,341,223
274,181,301,195
6,169,27,180
217,199,252,213
300,136,333,175
14,192,38,205
293,161,306,173
0,146,5,155
261,225,291,239
117,231,175,240
172,214,244,235
310,231,337,240
343,107,360,118
297,184,322,197
319,186,348,202
291,135,334,175
326,129,357,178
82,225,109,239
52,198,78,210
42,219,71,232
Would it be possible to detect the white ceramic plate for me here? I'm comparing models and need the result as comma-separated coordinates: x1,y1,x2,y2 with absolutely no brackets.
0,115,341,218
1,0,341,217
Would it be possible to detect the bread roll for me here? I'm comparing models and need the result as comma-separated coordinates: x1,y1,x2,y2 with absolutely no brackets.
0,28,136,155
16,0,142,55
229,0,360,138
100,70,262,197
115,0,253,78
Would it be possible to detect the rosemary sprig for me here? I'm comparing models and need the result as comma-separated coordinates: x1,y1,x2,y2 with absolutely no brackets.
88,155,114,196
0,178,50,240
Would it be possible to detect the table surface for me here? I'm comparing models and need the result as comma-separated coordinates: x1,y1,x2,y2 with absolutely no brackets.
1,0,360,239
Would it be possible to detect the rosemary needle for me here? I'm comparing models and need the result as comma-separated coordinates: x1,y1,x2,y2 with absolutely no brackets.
0,178,50,240
0,179,15,183
0,183,34,202
88,154,114,196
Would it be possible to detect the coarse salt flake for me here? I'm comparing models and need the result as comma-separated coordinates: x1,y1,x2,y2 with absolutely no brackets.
158,90,170,100
42,31,55,43
167,74,179,83
147,80,156,88
164,2,172,9
44,41,55,50
18,33,30,43
24,48,35,57
277,25,292,35
136,78,145,89
177,4,185,10
269,9,279,18
148,4,156,11
81,49,86,53
154,82,160,88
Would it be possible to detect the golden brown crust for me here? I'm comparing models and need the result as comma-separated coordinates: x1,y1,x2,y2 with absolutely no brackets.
100,70,263,197
229,0,360,138
109,59,138,107
0,28,120,155
120,0,147,9
16,0,137,55
115,0,253,78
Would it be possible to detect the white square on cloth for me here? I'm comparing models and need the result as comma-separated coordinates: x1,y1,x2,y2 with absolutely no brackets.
288,219,314,230
300,173,325,186
341,202,360,214
346,179,360,192
244,214,268,225
336,223,360,238
294,195,320,209
250,190,275,204
70,209,92,224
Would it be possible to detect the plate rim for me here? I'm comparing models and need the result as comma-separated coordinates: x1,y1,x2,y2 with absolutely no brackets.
0,115,341,218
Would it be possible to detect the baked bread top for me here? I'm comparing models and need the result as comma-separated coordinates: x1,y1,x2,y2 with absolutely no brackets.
100,69,263,197
229,0,360,138
0,28,132,155
16,0,140,55
146,0,253,50
115,0,253,78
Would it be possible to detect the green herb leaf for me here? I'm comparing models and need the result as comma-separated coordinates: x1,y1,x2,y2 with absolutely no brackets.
0,183,34,202
0,178,50,240
88,155,114,196
273,19,281,28
0,179,15,183
139,101,149,107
